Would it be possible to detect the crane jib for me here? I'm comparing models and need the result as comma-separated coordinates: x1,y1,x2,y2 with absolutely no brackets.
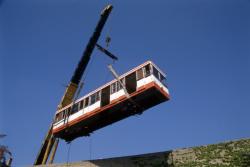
34,5,113,165
71,5,113,85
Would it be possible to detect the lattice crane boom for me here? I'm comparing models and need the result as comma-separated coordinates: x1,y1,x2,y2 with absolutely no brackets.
34,4,113,165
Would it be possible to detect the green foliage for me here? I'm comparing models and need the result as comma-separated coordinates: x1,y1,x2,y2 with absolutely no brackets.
173,139,250,167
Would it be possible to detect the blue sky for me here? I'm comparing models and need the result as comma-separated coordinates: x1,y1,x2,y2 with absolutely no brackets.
1,0,250,166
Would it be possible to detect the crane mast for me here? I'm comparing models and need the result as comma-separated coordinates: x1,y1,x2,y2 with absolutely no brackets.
34,4,113,165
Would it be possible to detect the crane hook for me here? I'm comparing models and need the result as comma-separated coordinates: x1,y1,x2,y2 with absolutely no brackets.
105,36,111,48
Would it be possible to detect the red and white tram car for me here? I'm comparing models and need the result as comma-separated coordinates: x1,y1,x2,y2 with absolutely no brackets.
52,60,170,141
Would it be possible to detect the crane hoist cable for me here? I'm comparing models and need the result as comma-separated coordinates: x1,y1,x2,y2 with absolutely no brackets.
66,142,72,165
105,35,111,48
89,136,92,161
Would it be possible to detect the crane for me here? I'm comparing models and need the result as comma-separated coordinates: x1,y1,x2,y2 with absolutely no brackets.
34,4,113,165
0,134,12,167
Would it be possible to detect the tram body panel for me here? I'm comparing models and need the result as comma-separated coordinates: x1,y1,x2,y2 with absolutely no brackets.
52,61,170,141
110,89,125,102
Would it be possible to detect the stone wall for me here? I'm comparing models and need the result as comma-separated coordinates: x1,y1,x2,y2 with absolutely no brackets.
34,138,250,167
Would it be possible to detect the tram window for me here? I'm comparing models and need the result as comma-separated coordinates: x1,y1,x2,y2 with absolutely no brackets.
159,73,165,82
117,78,124,91
116,82,120,91
90,92,100,105
85,97,89,107
71,103,78,115
137,68,143,80
64,108,70,118
111,79,125,94
56,110,64,122
96,91,100,101
58,112,62,121
90,94,95,105
114,82,117,93
144,64,151,77
153,66,159,79
79,100,84,110
57,112,62,121
111,82,116,94
62,110,66,118
62,110,65,118
55,113,60,122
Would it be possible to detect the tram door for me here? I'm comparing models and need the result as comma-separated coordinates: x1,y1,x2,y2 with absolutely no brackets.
101,86,110,107
125,72,136,94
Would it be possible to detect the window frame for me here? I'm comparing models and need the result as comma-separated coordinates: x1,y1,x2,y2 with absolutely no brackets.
89,91,100,105
153,66,159,80
90,94,96,105
71,103,79,115
117,78,124,92
144,64,151,77
85,97,89,107
136,68,144,81
111,82,117,94
79,100,84,110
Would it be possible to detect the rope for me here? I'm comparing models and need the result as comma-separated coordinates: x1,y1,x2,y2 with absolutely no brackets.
66,142,72,166
89,136,92,161
105,20,111,48
103,60,114,83
63,58,94,156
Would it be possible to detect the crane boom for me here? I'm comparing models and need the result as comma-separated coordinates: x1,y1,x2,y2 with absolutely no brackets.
34,4,113,165
58,4,113,109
